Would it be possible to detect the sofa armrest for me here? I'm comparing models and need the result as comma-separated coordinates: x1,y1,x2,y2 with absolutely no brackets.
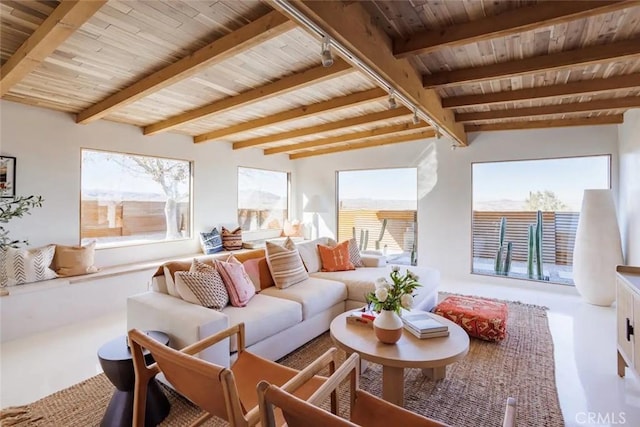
361,254,386,268
127,292,231,367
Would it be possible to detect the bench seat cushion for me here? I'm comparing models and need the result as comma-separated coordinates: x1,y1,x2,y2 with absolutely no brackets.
222,293,302,350
260,277,347,320
434,295,507,342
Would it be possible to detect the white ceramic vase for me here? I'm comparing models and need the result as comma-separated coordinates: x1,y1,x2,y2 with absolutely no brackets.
573,189,624,306
373,309,403,344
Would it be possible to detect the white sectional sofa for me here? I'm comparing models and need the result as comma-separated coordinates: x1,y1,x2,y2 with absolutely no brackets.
127,238,440,367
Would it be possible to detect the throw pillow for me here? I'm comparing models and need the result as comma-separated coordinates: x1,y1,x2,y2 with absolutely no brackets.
1,244,57,286
221,226,243,251
347,238,364,267
215,256,256,307
282,219,304,237
190,258,217,274
318,240,355,272
174,270,229,310
265,237,308,289
200,228,223,254
162,260,193,297
296,237,336,273
242,257,274,291
53,241,100,277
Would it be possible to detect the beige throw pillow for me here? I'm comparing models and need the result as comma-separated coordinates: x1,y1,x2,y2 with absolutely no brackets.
53,241,99,277
265,237,308,289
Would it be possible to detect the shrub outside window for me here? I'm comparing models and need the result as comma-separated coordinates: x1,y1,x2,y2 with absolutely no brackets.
81,149,191,247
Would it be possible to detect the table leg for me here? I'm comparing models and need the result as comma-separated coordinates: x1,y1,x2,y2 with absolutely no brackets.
382,366,404,406
421,366,446,380
346,351,369,373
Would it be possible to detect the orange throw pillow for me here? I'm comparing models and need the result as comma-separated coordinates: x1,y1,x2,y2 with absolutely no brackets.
318,240,355,272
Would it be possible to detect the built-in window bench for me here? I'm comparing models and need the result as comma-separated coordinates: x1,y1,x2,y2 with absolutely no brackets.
0,250,251,343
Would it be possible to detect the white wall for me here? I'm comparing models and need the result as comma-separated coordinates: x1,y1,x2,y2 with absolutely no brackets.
295,124,619,288
618,109,640,266
0,100,295,267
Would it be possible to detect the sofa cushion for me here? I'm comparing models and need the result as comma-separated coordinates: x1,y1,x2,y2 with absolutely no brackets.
260,277,347,319
216,257,256,307
2,244,57,286
200,227,223,254
53,241,99,277
311,266,439,309
266,238,308,289
296,237,335,273
222,293,302,351
242,257,274,291
222,226,243,251
347,238,364,267
175,270,229,310
318,240,355,272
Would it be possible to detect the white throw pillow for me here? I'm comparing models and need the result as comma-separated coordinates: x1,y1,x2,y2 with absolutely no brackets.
296,237,335,273
1,244,57,286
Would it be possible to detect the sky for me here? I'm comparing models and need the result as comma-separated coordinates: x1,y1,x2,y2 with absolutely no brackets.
473,156,610,203
338,168,418,200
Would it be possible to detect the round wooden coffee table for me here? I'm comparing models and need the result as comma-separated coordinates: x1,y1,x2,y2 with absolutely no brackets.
330,311,469,407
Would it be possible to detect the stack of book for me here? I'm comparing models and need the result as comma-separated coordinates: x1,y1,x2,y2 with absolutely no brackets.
402,311,449,339
346,309,376,328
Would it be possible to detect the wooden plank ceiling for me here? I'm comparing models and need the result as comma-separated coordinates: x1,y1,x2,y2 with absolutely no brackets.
1,1,639,159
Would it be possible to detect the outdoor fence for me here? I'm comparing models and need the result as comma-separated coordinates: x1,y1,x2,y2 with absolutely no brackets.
81,200,189,239
338,209,417,254
472,211,580,266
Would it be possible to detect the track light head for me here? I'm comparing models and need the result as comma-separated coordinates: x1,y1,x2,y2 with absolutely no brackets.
388,92,397,109
412,109,420,125
321,36,333,67
435,128,442,139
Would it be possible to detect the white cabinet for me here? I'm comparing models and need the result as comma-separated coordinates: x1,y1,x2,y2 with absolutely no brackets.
617,266,640,378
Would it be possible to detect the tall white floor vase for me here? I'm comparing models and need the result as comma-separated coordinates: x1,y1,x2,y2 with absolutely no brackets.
573,189,624,306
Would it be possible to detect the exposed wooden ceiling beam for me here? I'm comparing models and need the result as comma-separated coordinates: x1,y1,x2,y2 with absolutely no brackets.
464,115,624,132
264,121,429,155
289,130,435,160
443,73,640,108
456,96,640,122
194,87,386,143
394,1,632,59
1,0,107,97
76,11,295,124
144,59,351,135
233,108,412,150
273,0,467,146
423,38,640,88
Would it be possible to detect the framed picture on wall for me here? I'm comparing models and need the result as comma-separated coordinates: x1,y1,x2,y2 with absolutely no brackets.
1,156,16,197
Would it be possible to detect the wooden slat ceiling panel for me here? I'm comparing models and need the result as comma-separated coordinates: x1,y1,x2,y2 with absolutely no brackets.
465,110,627,125
222,101,396,144
105,28,326,125
173,72,377,135
0,1,58,66
438,59,640,99
1,0,271,112
412,5,640,77
453,89,640,114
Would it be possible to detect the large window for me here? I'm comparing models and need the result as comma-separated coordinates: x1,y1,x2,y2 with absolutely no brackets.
337,168,417,265
81,149,191,247
237,167,289,231
472,155,610,285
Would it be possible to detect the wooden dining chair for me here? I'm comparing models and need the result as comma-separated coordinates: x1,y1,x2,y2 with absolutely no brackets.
128,324,338,427
258,352,517,427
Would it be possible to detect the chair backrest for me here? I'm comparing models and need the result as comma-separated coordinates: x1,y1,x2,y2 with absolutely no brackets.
129,329,246,426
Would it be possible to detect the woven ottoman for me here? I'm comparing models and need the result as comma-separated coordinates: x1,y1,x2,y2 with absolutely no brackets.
434,295,507,342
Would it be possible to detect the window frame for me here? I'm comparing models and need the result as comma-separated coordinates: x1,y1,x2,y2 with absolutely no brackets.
236,166,290,235
79,148,193,249
469,153,612,285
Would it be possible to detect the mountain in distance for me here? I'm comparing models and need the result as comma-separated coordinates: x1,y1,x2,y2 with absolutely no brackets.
340,198,416,210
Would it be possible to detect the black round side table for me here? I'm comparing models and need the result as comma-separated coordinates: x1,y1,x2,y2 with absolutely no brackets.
98,330,171,427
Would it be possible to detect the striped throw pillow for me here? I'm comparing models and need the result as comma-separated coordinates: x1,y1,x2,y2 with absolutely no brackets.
265,237,308,289
222,226,243,251
1,245,57,286
175,270,229,310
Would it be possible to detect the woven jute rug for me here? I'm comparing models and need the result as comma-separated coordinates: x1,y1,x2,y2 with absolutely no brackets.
0,295,564,427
